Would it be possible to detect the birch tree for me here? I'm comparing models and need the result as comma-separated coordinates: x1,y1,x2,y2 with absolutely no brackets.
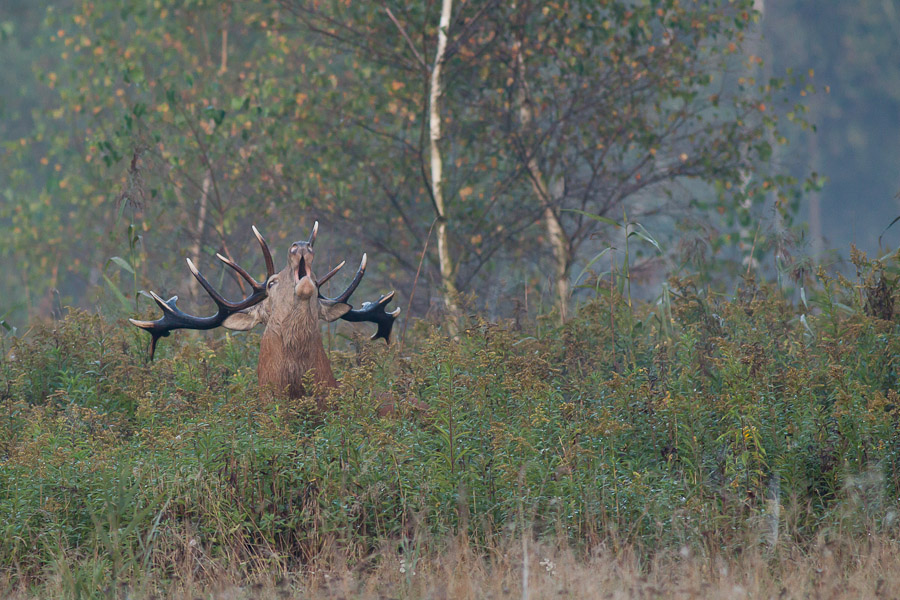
428,0,460,318
278,0,505,317
470,0,803,307
512,40,570,322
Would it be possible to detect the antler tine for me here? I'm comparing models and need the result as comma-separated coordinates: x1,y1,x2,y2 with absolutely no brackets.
216,253,269,294
308,221,319,247
377,290,402,317
323,253,367,304
149,290,179,314
252,225,275,279
187,258,235,309
188,258,266,312
316,260,345,287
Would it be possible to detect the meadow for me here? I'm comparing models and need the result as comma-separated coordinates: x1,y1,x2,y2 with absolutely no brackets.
1,250,898,599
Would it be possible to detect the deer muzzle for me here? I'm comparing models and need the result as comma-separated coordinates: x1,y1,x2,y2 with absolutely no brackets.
290,242,316,298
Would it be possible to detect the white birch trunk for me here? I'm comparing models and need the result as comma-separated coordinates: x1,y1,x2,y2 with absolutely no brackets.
188,171,211,300
429,0,459,318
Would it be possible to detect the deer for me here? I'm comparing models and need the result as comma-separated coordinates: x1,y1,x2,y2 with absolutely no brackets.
129,222,400,402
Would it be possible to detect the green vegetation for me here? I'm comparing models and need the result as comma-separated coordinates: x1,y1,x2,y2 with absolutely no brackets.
1,250,897,598
2,1,900,598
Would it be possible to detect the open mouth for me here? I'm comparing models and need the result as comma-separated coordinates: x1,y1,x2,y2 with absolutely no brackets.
298,255,311,281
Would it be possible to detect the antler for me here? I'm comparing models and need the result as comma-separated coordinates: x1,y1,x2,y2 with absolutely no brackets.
340,291,401,343
319,253,367,304
316,260,345,287
316,253,399,342
129,226,275,359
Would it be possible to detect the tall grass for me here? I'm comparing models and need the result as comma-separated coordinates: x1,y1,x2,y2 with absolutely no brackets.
0,250,898,598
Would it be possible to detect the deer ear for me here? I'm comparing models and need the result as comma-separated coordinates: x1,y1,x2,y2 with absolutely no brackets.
318,299,351,322
223,307,265,331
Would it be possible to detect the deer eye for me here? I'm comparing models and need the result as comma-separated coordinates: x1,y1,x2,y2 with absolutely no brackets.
267,277,278,289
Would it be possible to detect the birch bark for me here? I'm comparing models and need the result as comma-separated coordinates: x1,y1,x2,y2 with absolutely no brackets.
429,0,460,319
513,43,570,322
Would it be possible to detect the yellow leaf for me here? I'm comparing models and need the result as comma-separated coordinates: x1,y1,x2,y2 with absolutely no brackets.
459,186,474,200
391,80,405,91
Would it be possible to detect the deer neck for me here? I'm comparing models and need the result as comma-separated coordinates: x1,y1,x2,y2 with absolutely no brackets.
258,316,338,400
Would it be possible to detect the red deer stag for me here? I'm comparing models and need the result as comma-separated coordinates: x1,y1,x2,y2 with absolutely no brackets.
130,223,399,400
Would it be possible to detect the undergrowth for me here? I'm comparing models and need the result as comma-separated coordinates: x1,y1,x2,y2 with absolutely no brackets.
1,250,898,598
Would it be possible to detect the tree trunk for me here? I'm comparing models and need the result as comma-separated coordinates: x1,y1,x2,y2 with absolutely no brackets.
513,43,570,322
530,175,569,323
429,0,460,321
188,171,211,301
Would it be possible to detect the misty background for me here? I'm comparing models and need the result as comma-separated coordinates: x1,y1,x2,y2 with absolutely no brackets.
1,0,898,329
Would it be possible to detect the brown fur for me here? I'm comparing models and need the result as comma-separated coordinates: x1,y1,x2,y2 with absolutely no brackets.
222,238,352,405
257,310,338,400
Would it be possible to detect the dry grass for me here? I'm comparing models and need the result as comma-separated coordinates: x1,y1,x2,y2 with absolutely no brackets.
3,533,898,600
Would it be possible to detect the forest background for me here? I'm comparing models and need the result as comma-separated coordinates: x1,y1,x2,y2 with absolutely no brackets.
1,0,899,328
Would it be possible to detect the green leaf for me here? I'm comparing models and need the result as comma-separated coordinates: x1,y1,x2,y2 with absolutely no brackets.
108,256,135,275
205,107,226,126
574,247,612,285
799,314,814,337
562,208,621,227
0,21,14,41
878,215,900,248
102,273,132,310
627,223,662,253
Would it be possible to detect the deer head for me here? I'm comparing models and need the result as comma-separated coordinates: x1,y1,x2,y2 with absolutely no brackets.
130,223,399,400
